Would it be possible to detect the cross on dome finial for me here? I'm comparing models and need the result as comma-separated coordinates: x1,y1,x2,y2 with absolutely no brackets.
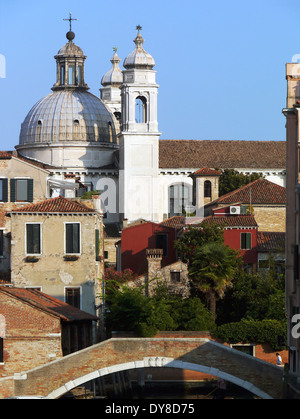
64,12,77,32
136,25,142,33
113,46,118,53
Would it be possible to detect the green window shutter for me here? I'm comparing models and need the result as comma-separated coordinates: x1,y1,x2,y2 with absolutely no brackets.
27,179,34,202
246,233,251,249
10,179,15,202
95,229,100,261
66,224,80,254
2,179,8,202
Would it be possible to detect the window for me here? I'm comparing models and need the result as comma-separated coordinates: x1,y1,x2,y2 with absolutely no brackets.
241,232,251,250
171,271,181,282
65,287,81,309
231,344,255,357
26,224,41,255
0,179,8,202
95,229,101,261
10,179,33,202
135,96,147,123
60,65,65,85
78,65,82,84
169,183,192,217
0,230,3,257
156,234,168,257
204,180,212,198
65,223,80,254
0,338,3,363
68,65,76,85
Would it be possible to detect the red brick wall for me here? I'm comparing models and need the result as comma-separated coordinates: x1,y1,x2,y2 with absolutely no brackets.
0,292,63,377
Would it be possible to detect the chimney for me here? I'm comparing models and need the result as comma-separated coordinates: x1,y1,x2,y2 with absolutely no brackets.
146,249,163,282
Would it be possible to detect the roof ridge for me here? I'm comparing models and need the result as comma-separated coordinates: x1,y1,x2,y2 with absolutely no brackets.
9,196,96,214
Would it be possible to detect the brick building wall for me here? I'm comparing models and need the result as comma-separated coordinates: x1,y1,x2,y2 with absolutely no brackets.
0,291,63,378
253,206,286,232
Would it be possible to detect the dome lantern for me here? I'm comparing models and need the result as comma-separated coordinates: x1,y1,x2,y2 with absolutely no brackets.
52,13,89,91
101,47,123,87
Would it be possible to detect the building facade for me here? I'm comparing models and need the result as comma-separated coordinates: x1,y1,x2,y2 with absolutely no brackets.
12,26,286,231
7,196,104,319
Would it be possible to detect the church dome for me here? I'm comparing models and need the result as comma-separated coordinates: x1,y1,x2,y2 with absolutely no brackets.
19,27,117,147
19,89,117,145
123,28,155,70
101,50,123,87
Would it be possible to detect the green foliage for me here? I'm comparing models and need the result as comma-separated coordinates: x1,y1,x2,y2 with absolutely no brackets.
218,169,263,196
80,190,102,200
105,283,215,337
174,220,224,263
218,269,286,324
214,319,287,351
189,242,242,298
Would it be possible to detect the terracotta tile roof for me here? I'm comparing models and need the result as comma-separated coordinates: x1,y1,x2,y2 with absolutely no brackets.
159,216,186,229
0,287,98,321
203,215,258,228
9,196,96,214
209,179,286,206
159,140,286,169
192,167,222,176
257,231,285,252
0,151,13,159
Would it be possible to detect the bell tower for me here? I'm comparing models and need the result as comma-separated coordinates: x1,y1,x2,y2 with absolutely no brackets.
119,27,161,223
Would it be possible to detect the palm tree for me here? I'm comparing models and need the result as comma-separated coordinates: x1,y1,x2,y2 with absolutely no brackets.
189,241,242,320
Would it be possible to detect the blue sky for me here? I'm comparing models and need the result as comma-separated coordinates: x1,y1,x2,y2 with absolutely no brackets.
0,0,299,150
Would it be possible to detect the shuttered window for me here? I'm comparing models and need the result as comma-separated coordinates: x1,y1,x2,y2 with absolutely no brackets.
26,224,41,254
241,232,251,250
0,179,8,202
10,179,33,202
65,223,80,254
0,230,3,257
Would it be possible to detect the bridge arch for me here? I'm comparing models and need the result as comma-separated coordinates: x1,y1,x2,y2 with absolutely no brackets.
47,357,272,399
6,339,283,399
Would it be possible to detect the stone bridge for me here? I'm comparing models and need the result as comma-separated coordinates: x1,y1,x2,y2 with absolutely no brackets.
0,338,284,399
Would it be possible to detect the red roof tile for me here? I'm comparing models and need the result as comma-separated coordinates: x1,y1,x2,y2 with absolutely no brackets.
192,167,221,176
209,179,286,206
0,151,13,159
159,140,286,169
0,287,97,321
257,231,285,252
203,215,258,228
9,196,96,214
159,216,186,229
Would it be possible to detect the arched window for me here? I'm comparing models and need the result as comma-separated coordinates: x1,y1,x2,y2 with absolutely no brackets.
204,180,212,198
108,122,113,143
169,183,193,217
114,112,121,122
135,96,147,123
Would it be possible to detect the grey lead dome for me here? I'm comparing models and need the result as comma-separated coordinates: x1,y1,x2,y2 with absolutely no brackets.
19,90,117,145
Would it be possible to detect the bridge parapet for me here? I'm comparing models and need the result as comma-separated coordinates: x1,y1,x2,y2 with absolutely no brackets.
0,338,284,399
